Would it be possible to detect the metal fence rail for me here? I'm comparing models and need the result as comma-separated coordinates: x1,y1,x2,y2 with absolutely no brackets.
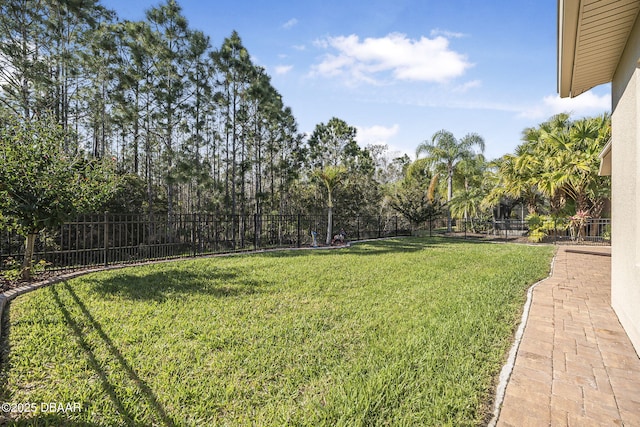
0,213,411,272
442,217,611,246
0,213,611,273
550,217,611,245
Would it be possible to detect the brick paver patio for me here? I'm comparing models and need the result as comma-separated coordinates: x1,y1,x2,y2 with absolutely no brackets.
497,246,640,426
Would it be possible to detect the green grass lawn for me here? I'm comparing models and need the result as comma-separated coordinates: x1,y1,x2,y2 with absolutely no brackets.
0,237,554,426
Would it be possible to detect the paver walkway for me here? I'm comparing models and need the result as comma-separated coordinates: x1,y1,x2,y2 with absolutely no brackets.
497,246,640,426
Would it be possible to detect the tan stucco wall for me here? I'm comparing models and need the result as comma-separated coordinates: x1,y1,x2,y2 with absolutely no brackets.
611,12,640,355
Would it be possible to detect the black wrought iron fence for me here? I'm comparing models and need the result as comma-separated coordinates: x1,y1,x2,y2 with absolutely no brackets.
552,217,611,245
1,212,610,274
0,212,410,272
439,217,611,246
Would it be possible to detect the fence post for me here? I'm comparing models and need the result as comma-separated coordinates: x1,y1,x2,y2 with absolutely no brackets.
192,213,197,257
356,216,360,240
378,216,382,238
103,212,109,267
254,213,259,249
297,214,301,248
232,215,237,251
395,216,398,237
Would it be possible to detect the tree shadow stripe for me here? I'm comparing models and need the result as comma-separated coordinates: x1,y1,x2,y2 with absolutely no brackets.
59,282,176,426
50,285,136,424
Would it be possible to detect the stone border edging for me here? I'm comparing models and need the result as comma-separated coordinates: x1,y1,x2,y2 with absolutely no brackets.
0,264,131,339
487,245,559,427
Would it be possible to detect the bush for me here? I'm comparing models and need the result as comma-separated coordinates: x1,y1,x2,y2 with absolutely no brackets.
526,213,559,243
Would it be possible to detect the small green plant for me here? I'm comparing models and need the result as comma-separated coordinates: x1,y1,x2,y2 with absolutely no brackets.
1,257,50,282
525,214,569,243
526,213,560,242
32,259,50,275
1,257,22,281
568,210,591,241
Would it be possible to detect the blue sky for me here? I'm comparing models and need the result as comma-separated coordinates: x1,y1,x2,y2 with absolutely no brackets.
103,0,611,161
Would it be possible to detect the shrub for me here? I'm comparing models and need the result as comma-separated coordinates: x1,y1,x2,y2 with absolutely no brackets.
526,213,559,243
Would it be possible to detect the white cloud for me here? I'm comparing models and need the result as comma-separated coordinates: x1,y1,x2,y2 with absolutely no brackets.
543,91,610,112
274,65,293,75
312,38,329,49
519,91,611,120
282,18,298,29
310,32,472,85
355,124,400,147
292,44,306,51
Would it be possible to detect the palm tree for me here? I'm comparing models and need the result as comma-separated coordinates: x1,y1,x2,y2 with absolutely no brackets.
454,153,489,218
521,113,610,216
415,130,485,231
315,166,346,245
542,114,610,214
492,113,610,218
505,116,572,215
488,153,542,216
449,187,486,231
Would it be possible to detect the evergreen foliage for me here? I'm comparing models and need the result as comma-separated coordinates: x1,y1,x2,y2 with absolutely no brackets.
0,115,116,276
0,0,612,251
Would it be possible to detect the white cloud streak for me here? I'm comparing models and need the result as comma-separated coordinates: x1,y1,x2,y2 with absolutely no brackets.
282,18,298,29
453,79,481,93
430,28,466,39
519,91,611,119
274,65,293,75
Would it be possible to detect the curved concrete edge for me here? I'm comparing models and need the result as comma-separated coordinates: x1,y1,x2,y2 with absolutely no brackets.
0,294,5,340
0,265,127,339
487,246,559,427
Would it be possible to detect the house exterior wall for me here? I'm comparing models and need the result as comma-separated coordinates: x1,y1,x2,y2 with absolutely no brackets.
611,13,640,355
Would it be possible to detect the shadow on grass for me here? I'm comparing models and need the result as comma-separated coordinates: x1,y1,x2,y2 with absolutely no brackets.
0,304,12,406
48,282,175,426
1,413,105,426
87,265,270,302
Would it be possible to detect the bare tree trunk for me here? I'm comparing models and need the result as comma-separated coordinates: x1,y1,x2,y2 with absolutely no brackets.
447,168,453,232
326,206,333,246
22,233,37,279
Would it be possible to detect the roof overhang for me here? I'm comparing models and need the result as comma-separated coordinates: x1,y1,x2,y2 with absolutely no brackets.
558,0,640,98
599,139,612,176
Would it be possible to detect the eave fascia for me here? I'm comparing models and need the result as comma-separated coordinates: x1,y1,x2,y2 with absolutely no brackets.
558,0,581,98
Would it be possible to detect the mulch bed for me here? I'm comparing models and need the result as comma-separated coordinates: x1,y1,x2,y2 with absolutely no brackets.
0,271,62,294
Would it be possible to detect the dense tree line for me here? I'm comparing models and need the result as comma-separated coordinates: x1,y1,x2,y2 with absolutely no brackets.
0,0,612,266
387,113,612,235
1,0,327,218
